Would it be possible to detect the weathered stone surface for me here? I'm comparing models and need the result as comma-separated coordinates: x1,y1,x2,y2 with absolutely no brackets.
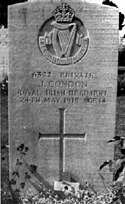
0,26,8,81
9,0,119,192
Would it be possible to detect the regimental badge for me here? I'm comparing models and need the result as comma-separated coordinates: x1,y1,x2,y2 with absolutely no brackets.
38,3,89,65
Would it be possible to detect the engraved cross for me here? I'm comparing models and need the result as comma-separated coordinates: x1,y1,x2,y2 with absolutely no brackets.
39,108,86,181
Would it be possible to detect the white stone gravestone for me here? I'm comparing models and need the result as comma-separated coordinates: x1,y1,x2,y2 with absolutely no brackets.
9,0,119,192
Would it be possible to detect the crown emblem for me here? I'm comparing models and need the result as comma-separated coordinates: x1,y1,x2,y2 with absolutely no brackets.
53,3,75,23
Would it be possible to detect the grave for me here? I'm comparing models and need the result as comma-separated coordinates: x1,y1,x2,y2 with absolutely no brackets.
9,0,119,192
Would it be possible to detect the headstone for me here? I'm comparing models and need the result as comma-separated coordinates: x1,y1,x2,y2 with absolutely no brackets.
0,26,8,82
9,0,119,192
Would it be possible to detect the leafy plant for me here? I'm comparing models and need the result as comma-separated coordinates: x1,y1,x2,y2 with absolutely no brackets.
19,185,121,204
4,137,125,204
99,135,125,203
10,143,54,197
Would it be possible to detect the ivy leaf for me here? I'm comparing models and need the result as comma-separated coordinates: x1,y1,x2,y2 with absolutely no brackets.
16,159,23,166
12,171,20,178
10,179,16,185
30,165,37,173
18,161,23,166
107,136,124,143
114,164,125,181
20,182,25,189
25,172,31,180
17,143,25,151
20,143,25,149
25,147,29,152
99,160,110,170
